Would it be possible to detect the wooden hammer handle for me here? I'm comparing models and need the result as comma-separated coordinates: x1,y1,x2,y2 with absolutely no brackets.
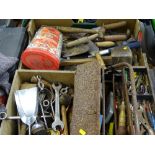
96,41,115,48
104,34,127,41
61,105,68,135
66,34,98,48
56,26,99,34
104,21,127,30
96,53,106,69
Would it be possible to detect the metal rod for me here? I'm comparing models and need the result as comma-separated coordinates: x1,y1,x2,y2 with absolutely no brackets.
0,115,52,120
28,124,31,135
122,69,135,135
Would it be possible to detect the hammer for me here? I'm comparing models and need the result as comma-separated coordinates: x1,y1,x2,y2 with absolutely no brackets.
60,93,73,135
62,21,127,48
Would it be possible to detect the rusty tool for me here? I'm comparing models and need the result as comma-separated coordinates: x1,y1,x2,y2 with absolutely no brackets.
60,56,112,66
138,103,154,135
107,62,140,134
62,44,89,57
56,26,105,37
88,40,106,69
65,21,128,48
57,21,126,36
122,69,134,134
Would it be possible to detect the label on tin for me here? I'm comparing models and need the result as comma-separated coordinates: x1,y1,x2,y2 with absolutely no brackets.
28,27,63,59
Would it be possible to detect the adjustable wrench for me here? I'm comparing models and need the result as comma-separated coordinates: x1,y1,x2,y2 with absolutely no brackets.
52,83,64,131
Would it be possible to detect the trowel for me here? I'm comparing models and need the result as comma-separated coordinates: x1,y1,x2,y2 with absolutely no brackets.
14,87,38,135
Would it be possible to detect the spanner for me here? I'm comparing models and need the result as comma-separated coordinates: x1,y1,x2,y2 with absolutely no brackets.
52,83,64,131
60,87,69,95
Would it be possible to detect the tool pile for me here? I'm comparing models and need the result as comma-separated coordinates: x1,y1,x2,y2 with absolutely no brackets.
1,19,155,135
104,66,155,135
0,75,74,135
58,21,141,69
21,20,141,70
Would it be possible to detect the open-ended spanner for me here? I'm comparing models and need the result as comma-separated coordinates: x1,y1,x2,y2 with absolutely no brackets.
52,83,64,131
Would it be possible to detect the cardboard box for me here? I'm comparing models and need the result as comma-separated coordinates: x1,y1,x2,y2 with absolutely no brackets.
1,19,149,135
28,19,137,38
0,70,75,135
19,19,146,70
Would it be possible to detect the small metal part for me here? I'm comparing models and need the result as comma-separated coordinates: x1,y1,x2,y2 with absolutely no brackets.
0,111,7,120
0,115,52,120
43,100,50,107
60,87,69,95
38,91,49,129
31,120,49,135
37,76,44,91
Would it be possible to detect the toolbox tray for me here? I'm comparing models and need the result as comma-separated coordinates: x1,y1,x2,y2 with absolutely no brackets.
0,70,74,135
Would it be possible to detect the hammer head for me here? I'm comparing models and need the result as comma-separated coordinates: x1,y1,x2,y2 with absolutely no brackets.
60,94,72,107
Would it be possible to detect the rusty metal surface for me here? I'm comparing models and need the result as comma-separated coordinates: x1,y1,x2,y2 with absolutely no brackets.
108,62,140,134
122,69,135,134
62,44,89,57
70,61,101,135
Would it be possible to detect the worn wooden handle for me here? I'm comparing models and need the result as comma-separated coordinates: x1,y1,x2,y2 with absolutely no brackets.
104,21,127,30
60,56,112,66
104,34,127,41
61,105,68,135
95,53,106,69
66,34,98,48
96,41,115,47
56,26,99,34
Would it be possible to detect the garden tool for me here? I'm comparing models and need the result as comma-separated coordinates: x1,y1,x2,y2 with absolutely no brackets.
14,87,38,135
